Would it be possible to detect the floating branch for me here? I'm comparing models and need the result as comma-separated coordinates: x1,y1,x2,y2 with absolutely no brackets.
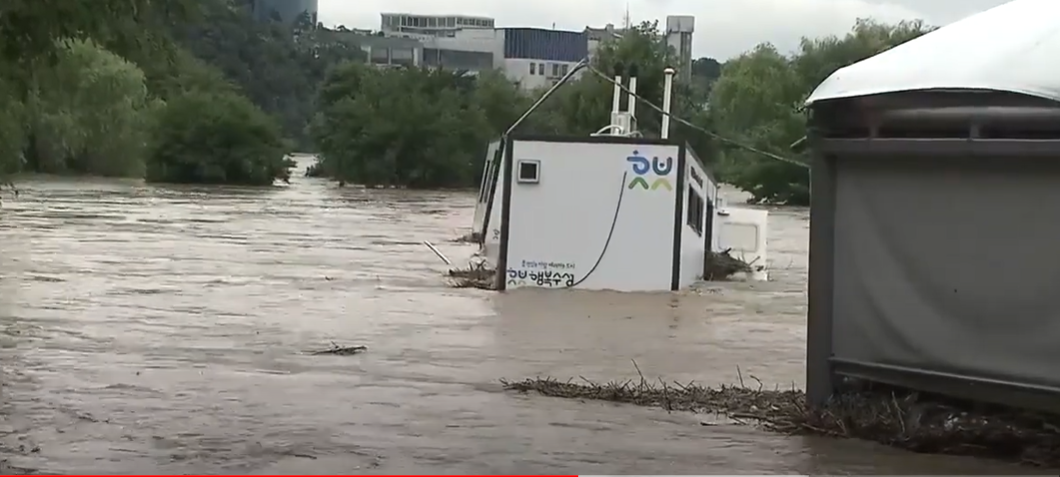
309,342,367,356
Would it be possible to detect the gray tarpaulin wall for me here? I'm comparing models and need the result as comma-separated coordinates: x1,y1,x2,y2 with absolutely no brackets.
805,90,1060,413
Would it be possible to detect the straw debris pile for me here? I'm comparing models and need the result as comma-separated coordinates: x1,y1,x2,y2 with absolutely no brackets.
447,261,495,290
501,365,1060,467
703,249,753,280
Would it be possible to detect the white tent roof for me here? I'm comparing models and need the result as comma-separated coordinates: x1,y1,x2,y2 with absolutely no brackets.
806,0,1060,105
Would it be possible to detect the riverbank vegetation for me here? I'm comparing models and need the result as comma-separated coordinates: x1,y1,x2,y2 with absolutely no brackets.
0,0,360,187
0,0,932,199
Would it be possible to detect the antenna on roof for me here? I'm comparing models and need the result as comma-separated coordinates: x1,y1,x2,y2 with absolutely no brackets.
593,63,638,137
661,67,675,139
499,58,804,166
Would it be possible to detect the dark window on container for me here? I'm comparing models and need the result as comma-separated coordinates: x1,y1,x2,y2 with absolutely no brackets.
687,187,704,236
529,62,535,75
478,159,495,203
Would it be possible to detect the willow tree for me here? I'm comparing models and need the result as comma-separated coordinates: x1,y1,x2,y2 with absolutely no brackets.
709,19,935,205
309,63,507,188
26,39,158,176
0,76,25,186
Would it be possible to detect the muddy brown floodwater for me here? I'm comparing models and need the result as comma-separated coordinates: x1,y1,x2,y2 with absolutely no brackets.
0,160,1044,474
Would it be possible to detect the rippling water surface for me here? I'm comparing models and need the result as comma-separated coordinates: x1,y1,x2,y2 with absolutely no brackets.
0,160,1041,474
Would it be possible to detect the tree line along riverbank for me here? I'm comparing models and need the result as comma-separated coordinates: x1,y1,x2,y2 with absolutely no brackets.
0,1,932,205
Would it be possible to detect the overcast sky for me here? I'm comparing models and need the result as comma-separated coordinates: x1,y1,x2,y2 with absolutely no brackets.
318,0,1011,59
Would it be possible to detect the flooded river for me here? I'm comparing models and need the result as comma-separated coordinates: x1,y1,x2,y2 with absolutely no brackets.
0,164,1040,474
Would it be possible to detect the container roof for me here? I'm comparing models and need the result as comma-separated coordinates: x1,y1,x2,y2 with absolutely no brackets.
806,0,1060,106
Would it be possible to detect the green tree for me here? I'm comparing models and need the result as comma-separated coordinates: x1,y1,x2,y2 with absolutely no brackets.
0,0,297,189
0,76,26,178
146,90,290,185
472,69,534,135
25,38,157,177
167,0,364,150
310,63,498,188
708,44,807,203
0,0,194,69
0,0,194,182
709,19,934,204
150,48,241,98
689,57,722,103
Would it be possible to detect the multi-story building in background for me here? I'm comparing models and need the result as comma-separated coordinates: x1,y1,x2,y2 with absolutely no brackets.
665,16,694,83
378,15,588,88
359,36,423,68
251,0,318,24
381,14,501,73
316,29,423,68
585,15,695,83
322,12,695,90
380,13,495,37
501,28,588,90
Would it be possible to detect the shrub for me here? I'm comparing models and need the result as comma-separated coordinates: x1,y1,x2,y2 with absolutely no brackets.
146,90,289,185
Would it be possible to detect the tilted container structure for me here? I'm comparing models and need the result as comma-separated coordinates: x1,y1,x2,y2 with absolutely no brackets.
471,67,768,292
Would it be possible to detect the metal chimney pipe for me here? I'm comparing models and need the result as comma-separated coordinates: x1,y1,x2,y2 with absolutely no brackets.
661,67,675,139
611,63,625,114
627,64,638,119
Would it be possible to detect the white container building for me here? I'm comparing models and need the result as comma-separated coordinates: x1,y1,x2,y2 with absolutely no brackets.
470,68,768,292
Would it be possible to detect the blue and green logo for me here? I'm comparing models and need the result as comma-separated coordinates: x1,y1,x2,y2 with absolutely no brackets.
627,151,673,191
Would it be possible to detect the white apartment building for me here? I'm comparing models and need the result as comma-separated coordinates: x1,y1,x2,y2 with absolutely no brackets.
380,13,495,37
379,13,501,72
373,13,710,91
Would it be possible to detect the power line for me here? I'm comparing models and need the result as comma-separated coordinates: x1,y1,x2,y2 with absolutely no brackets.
581,64,808,168
503,59,808,169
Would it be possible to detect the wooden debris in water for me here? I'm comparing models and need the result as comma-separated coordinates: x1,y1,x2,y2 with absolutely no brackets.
310,342,367,356
0,459,33,475
0,181,16,207
703,248,753,280
501,362,1060,468
447,261,495,290
450,232,480,243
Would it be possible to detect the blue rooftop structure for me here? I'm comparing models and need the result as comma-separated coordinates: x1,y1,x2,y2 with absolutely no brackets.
502,28,588,63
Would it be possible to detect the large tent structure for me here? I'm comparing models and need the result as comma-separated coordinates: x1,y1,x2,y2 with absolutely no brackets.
803,0,1060,412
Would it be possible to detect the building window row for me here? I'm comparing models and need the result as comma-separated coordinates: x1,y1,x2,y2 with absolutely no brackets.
529,62,570,77
383,15,493,29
